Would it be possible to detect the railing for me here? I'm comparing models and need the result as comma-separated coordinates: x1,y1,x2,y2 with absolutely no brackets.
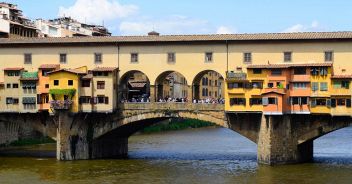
120,102,224,111
50,100,73,110
226,71,247,80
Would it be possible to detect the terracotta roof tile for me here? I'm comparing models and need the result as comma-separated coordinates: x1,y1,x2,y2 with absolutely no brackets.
247,63,333,69
39,64,60,69
92,67,117,72
331,75,352,79
48,68,86,75
3,67,24,71
1,31,352,45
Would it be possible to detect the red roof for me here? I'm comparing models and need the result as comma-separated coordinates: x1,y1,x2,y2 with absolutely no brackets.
39,64,60,69
92,67,117,72
3,67,24,71
247,63,333,69
331,75,352,79
48,68,86,75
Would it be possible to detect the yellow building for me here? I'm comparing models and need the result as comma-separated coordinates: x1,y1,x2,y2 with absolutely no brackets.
48,67,87,113
330,75,352,116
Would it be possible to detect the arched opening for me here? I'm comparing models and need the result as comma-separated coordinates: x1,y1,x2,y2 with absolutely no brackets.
154,71,189,102
313,126,352,163
119,70,150,102
192,70,225,103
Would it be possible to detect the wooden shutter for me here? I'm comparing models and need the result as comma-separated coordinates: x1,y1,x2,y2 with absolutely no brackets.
347,99,351,108
105,97,109,104
326,99,331,107
331,99,336,108
262,97,268,106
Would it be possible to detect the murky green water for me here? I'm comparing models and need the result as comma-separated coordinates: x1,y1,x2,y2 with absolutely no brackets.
0,127,352,184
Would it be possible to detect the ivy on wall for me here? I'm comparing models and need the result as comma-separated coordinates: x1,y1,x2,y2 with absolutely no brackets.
49,89,76,99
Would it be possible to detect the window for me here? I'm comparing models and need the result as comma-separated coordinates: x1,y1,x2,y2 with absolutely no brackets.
293,82,307,89
68,80,73,86
316,99,327,106
81,80,90,87
252,81,263,88
311,82,319,91
93,71,109,76
12,83,18,88
97,81,105,89
267,83,274,88
94,53,102,64
271,69,282,76
253,68,262,74
60,53,67,64
284,52,292,62
268,97,277,105
215,80,218,86
228,82,244,89
6,83,11,88
250,98,262,105
54,80,59,86
6,97,13,104
320,82,328,91
325,51,333,62
79,96,91,104
342,81,350,89
243,52,252,63
24,53,32,64
167,52,175,63
230,98,246,106
291,97,308,105
97,96,109,104
7,71,20,76
42,70,49,76
45,84,49,88
13,98,19,104
294,67,306,75
131,53,138,63
337,99,346,106
205,52,213,62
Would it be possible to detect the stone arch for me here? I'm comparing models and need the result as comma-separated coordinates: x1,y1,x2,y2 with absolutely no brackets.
298,116,351,145
119,70,151,102
192,70,225,101
154,70,190,102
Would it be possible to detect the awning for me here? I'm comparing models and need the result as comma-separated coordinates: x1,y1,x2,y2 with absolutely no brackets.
129,82,146,88
22,97,36,104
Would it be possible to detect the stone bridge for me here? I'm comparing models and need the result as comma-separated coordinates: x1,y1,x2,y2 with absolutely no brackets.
1,103,352,165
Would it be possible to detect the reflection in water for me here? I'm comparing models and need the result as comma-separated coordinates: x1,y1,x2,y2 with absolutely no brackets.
0,127,352,184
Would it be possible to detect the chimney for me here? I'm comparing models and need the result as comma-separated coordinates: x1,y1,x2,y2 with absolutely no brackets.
148,31,160,36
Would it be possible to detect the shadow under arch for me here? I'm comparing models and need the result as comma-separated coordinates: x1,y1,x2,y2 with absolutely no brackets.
119,70,151,102
154,70,189,102
192,70,225,101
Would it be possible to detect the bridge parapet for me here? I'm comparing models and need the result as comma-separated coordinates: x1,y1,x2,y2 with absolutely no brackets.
119,102,224,111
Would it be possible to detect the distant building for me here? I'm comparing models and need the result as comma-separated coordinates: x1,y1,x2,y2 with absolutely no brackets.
0,2,38,38
199,71,224,99
35,17,111,37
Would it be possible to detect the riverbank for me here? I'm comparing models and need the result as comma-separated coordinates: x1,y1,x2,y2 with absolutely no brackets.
142,119,216,133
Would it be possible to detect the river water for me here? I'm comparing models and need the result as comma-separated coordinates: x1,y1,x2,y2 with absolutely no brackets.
0,127,352,184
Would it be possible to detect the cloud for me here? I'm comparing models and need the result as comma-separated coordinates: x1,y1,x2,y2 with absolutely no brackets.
216,26,235,34
283,21,324,33
119,15,210,35
58,0,138,25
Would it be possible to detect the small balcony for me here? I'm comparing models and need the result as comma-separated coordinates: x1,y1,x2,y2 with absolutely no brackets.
331,88,351,96
50,100,73,110
226,71,247,81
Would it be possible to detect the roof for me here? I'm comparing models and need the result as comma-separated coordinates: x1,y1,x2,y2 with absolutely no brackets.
331,75,352,79
20,71,38,80
1,31,352,45
247,63,333,69
262,90,286,95
3,67,24,71
48,68,86,75
129,82,146,88
81,73,93,80
91,67,117,72
39,64,60,69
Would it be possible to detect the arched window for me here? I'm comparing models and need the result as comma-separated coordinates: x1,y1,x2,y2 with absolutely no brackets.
206,78,208,86
205,88,208,96
202,88,206,96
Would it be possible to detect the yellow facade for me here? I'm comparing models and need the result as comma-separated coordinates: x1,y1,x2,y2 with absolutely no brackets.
48,71,81,113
